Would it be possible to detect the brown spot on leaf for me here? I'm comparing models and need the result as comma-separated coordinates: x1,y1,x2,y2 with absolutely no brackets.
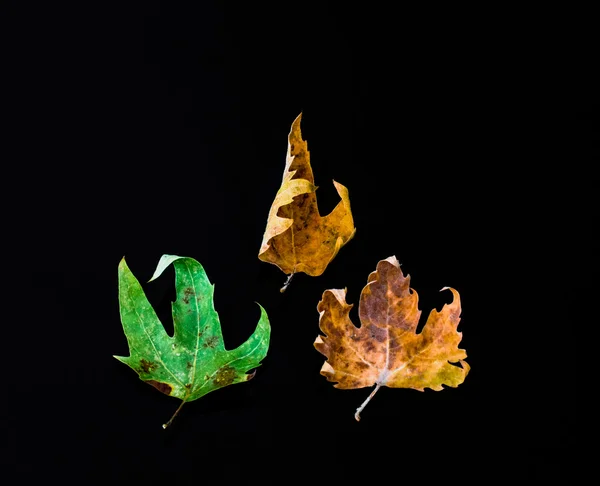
182,287,194,304
213,366,237,386
140,359,156,373
368,324,387,343
328,326,343,338
203,336,219,348
146,380,172,395
187,361,193,369
365,340,376,353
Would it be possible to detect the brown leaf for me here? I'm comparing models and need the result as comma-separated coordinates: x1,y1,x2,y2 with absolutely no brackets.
258,113,356,291
314,256,469,421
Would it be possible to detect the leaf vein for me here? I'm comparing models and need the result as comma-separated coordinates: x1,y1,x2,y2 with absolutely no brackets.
386,342,433,378
186,262,201,394
347,343,377,369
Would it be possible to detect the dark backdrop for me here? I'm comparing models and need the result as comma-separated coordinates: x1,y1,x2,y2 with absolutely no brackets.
4,2,592,482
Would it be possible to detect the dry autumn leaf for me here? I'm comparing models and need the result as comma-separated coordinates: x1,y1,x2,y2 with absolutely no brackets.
258,112,356,292
314,256,469,421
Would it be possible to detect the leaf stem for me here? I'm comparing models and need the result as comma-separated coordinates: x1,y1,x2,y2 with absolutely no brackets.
280,272,295,293
162,399,186,429
355,383,381,422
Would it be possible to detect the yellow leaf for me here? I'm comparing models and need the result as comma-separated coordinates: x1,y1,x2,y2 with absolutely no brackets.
258,113,356,291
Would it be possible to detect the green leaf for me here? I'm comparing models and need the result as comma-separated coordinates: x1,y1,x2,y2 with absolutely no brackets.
114,254,271,428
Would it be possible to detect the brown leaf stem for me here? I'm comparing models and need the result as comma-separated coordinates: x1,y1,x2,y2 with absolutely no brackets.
280,272,295,293
355,383,381,422
162,399,187,429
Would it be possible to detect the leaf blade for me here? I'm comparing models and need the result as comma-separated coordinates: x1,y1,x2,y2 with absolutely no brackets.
258,112,356,281
314,256,469,419
115,255,271,424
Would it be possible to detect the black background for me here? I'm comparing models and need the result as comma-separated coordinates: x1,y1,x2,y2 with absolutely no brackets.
3,2,593,482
